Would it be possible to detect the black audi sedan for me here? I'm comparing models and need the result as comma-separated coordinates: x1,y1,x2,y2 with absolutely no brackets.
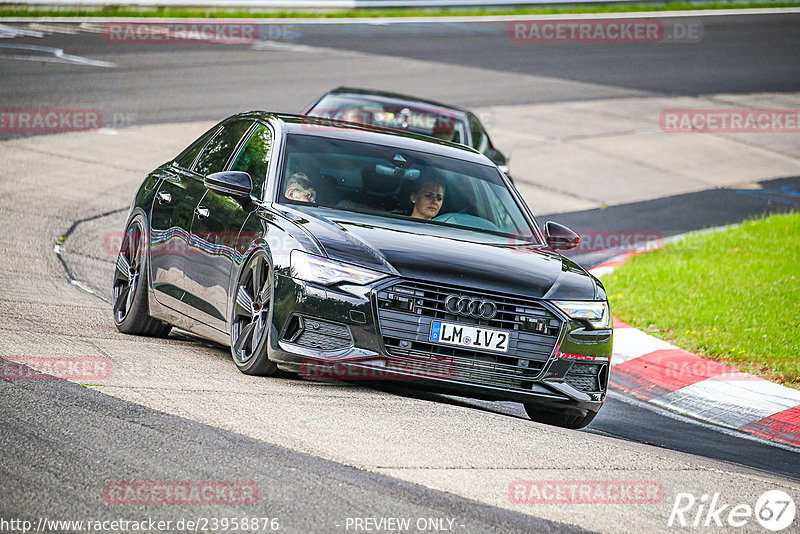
303,87,511,176
113,112,611,429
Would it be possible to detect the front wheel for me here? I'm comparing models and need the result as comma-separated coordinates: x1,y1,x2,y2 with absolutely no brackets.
113,217,171,337
524,404,597,429
230,251,279,376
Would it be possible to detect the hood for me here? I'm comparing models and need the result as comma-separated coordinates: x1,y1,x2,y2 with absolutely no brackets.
287,207,598,300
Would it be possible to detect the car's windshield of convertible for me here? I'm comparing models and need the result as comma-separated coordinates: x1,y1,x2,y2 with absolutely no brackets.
278,134,538,243
307,94,468,144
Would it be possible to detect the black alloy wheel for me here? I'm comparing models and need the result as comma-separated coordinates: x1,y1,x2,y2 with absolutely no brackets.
113,218,171,337
231,251,279,376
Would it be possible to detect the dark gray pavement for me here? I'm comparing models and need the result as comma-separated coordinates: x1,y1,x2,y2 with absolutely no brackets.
1,13,799,128
0,359,583,534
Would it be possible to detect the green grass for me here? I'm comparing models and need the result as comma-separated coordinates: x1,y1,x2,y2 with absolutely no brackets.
600,213,800,389
1,1,798,18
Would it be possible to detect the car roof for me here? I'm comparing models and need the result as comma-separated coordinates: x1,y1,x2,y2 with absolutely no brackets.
322,87,469,115
231,111,492,167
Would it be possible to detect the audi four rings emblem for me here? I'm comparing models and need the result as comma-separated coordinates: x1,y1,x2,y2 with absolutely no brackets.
444,295,497,319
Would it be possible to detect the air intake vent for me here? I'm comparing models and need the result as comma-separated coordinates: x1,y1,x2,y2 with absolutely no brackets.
283,315,353,351
564,362,605,392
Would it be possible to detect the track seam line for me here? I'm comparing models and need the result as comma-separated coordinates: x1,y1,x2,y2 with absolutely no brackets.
55,206,128,302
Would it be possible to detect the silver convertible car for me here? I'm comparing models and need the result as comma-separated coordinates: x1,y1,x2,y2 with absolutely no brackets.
113,112,612,429
303,87,511,176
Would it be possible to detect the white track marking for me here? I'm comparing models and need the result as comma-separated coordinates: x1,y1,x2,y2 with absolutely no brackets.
611,327,678,366
27,23,79,35
0,43,116,67
0,23,43,38
656,378,800,429
608,389,800,453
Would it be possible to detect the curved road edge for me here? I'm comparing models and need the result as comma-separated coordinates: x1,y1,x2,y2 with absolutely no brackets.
589,233,800,449
0,355,586,534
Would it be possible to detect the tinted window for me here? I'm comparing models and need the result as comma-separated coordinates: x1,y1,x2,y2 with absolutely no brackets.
469,114,489,153
230,123,273,196
308,94,467,144
279,134,536,242
193,121,252,176
175,127,218,169
479,180,531,235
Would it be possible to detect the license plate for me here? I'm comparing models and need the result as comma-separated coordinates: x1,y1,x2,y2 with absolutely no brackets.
429,320,509,353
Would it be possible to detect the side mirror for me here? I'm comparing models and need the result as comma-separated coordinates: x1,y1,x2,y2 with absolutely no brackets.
545,221,580,250
204,171,253,199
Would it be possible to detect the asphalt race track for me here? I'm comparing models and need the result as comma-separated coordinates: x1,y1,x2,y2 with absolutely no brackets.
1,12,800,533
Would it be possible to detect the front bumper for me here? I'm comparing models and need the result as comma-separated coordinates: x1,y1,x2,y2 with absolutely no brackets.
268,274,611,413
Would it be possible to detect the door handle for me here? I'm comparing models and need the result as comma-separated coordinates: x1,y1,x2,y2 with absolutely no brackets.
156,192,172,204
195,206,210,219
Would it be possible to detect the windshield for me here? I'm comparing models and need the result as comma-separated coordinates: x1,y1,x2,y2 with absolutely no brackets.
307,94,468,145
278,134,538,242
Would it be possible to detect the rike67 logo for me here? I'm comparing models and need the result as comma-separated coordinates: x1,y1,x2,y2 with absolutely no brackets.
668,490,795,531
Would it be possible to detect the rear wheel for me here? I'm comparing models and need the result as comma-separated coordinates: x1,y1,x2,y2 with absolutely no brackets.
231,251,279,376
113,218,171,337
524,404,597,429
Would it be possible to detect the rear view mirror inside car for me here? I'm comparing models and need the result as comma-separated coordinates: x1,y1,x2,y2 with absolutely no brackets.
375,164,421,178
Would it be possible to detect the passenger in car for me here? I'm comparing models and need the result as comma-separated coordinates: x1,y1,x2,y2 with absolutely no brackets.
410,179,446,220
432,120,457,143
284,172,317,203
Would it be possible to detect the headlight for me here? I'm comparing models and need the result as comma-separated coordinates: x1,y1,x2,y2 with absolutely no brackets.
552,300,611,329
290,251,387,286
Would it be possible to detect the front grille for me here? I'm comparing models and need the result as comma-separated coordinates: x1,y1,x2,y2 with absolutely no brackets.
564,362,603,392
375,280,562,392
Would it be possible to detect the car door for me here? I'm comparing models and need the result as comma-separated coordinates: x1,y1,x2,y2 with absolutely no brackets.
150,125,220,310
184,121,273,332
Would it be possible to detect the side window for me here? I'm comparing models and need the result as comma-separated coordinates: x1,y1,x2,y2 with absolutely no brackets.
469,114,491,153
452,121,467,145
174,127,218,170
229,123,273,197
193,121,252,176
478,180,528,235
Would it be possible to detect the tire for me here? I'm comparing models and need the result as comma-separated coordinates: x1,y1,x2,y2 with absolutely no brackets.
230,250,279,376
524,404,597,430
112,217,172,338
